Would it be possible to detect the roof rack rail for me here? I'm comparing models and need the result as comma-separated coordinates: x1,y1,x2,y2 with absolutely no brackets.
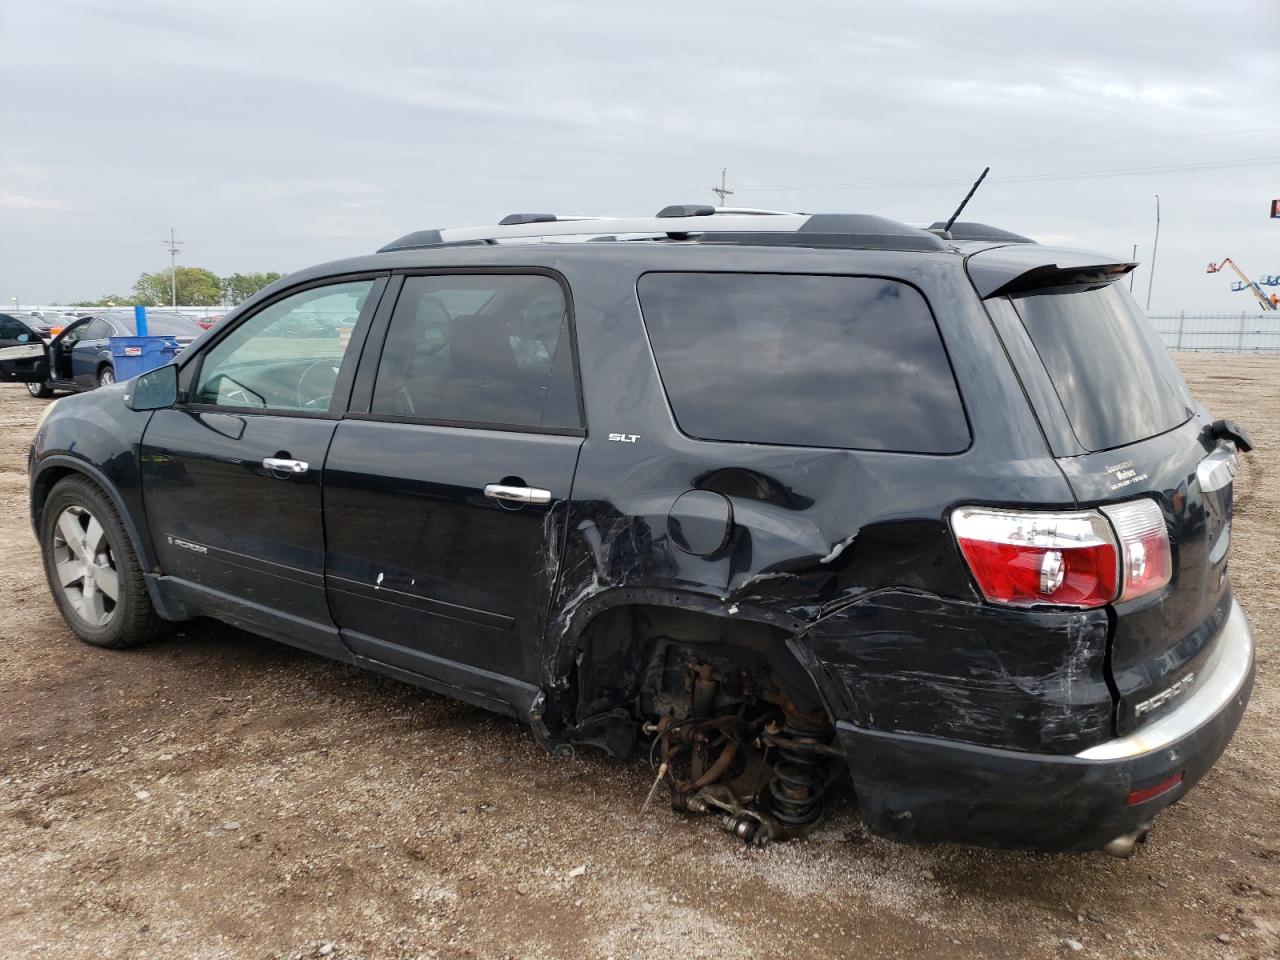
498,213,608,226
377,212,946,253
709,206,796,216
655,204,795,218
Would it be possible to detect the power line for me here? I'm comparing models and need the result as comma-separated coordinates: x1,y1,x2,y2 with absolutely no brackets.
582,127,1280,210
993,156,1280,184
730,126,1280,176
736,156,1280,193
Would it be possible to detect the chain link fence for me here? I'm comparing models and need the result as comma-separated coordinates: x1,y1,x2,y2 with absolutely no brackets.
1150,313,1280,353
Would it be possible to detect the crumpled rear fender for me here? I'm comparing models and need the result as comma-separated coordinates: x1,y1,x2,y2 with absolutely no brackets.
806,589,1114,753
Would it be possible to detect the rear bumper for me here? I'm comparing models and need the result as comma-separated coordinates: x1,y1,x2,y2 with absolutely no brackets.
838,599,1255,852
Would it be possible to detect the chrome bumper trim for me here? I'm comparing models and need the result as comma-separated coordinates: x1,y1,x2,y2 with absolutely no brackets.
1076,599,1253,761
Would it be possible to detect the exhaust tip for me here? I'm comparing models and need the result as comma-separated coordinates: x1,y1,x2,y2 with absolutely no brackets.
1102,833,1138,857
1101,823,1152,858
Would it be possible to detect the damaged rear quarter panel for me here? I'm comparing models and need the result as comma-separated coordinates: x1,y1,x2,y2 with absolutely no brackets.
536,248,1098,753
807,591,1113,753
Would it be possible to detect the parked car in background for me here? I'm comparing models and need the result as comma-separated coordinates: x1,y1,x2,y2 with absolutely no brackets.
21,311,76,339
20,312,203,397
0,313,47,371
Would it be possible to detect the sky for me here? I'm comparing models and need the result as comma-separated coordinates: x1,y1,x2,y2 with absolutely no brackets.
1,0,1277,313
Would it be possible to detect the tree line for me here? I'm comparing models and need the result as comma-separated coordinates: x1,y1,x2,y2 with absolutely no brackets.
71,267,285,308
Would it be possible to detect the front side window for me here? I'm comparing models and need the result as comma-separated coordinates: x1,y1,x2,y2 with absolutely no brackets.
637,272,969,452
192,279,374,412
370,274,581,430
60,320,89,345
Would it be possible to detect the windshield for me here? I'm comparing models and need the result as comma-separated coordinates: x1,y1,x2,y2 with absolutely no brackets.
1010,284,1193,452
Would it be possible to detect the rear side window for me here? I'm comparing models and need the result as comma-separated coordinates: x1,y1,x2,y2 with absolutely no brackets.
84,318,114,340
1011,284,1193,452
637,273,968,452
371,274,582,431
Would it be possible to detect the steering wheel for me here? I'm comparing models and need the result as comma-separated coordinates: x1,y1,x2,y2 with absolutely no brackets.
296,359,339,411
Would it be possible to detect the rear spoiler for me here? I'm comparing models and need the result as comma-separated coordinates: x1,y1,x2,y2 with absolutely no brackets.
966,244,1137,300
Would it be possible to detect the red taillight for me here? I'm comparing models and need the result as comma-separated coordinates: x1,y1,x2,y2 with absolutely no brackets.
952,507,1119,608
951,499,1171,609
1126,772,1183,806
1101,499,1172,602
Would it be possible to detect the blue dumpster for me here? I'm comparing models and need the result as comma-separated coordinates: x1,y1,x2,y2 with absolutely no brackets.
109,336,182,380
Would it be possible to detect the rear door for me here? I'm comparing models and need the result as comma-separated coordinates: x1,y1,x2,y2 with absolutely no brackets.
0,313,49,383
72,317,114,387
322,271,585,709
987,274,1234,735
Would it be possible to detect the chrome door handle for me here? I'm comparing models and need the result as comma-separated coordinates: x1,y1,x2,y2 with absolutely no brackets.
484,483,551,505
263,457,309,475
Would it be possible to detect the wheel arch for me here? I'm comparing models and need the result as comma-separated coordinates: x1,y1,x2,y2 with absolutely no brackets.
31,457,157,574
543,586,841,734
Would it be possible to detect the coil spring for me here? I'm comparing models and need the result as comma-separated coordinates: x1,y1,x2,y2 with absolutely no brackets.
765,719,830,827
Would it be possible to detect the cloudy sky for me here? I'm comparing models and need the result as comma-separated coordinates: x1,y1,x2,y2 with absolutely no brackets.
1,0,1276,311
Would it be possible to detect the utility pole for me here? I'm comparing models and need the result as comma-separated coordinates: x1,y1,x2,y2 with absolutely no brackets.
1145,196,1160,312
712,168,734,208
1129,244,1137,292
161,227,184,308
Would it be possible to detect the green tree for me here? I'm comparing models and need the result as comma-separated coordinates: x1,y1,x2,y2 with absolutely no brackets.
133,266,223,307
70,294,135,307
220,271,284,306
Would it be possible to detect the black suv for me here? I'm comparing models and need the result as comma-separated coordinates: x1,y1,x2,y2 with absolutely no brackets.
15,209,1255,855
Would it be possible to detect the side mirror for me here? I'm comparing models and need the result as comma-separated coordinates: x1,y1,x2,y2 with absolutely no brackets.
127,363,178,411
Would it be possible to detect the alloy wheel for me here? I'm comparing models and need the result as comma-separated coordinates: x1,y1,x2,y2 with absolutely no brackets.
50,505,118,626
99,368,115,386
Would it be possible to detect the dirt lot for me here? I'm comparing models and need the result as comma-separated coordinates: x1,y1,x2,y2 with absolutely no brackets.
0,353,1276,960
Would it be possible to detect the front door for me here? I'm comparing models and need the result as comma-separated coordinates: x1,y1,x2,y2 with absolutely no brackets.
140,276,385,654
322,271,585,709
0,313,49,383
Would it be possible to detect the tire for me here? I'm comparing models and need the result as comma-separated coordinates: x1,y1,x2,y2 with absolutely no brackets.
97,365,116,388
26,380,53,398
39,476,163,649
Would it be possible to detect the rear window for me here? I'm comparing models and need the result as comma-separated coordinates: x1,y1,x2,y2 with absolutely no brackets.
1011,284,1193,452
637,273,968,453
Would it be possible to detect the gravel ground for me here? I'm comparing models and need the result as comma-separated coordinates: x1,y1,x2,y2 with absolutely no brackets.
0,352,1276,960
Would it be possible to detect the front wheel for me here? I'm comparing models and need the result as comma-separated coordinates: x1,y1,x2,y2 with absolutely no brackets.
26,380,53,398
40,476,163,648
97,366,115,387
